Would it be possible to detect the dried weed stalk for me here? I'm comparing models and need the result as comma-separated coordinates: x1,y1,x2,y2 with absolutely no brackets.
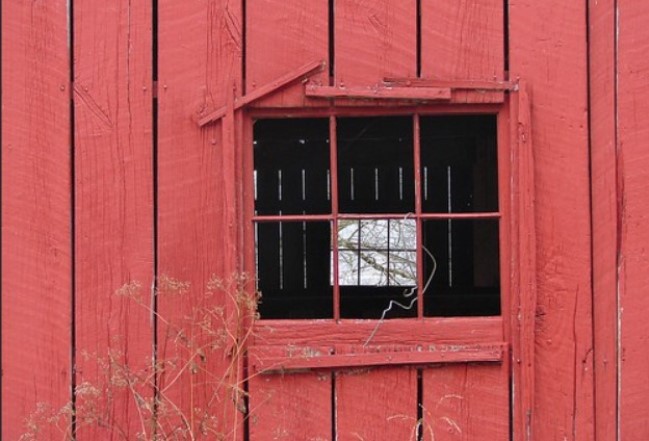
20,273,259,441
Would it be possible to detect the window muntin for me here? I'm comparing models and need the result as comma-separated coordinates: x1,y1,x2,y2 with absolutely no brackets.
253,114,500,320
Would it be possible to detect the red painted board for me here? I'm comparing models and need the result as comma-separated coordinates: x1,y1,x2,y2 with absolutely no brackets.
253,317,503,347
335,367,417,441
248,372,332,440
73,0,153,438
1,1,72,439
420,0,504,103
509,1,594,440
588,0,617,440
617,2,649,439
334,0,416,88
513,82,537,440
246,0,328,107
422,363,509,441
250,343,504,372
157,0,243,438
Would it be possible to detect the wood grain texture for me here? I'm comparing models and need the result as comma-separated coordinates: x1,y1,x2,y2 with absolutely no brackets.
422,363,509,441
250,343,505,372
73,0,153,437
513,82,537,441
509,1,594,440
617,2,649,439
336,367,417,441
1,1,72,439
420,0,504,103
253,317,503,346
588,0,617,440
157,0,243,437
246,0,328,107
248,372,332,440
334,0,416,88
420,0,503,80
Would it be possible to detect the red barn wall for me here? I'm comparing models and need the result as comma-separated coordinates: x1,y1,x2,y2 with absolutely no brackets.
0,0,647,439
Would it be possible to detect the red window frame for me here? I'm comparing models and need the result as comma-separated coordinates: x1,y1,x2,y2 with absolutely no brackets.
242,102,513,371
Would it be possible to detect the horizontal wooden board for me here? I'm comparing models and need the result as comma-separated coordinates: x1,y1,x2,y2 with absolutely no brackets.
253,317,503,346
250,343,505,372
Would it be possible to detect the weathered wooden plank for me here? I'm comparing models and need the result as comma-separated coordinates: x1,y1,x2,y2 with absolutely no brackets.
513,81,537,441
73,0,153,437
250,343,505,372
248,372,332,440
198,60,324,127
246,0,328,107
334,0,416,88
305,85,451,101
253,317,503,346
422,363,509,441
157,0,243,438
336,367,417,440
421,0,503,80
384,78,516,91
420,0,504,103
588,0,617,440
617,2,649,439
1,1,72,439
509,1,594,440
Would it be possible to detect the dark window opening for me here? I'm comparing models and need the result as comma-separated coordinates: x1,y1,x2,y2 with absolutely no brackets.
420,115,500,316
420,115,498,213
423,219,500,316
253,114,500,320
337,116,414,213
253,118,330,216
254,119,332,318
336,116,416,318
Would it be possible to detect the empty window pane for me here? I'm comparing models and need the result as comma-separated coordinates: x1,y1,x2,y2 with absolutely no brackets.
337,117,414,213
420,115,498,213
254,118,330,215
423,219,500,316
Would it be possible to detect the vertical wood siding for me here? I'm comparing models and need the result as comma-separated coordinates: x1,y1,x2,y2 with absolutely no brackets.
334,0,416,87
1,1,72,439
423,363,509,441
336,367,418,440
616,2,649,439
588,0,617,440
246,0,329,107
509,1,594,440
420,0,504,103
248,372,332,440
16,0,649,439
157,0,243,437
73,0,154,437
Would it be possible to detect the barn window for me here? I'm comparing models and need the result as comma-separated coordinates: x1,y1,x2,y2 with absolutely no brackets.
253,114,500,319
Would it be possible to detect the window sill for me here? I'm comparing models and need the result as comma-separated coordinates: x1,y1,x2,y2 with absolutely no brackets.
250,316,504,373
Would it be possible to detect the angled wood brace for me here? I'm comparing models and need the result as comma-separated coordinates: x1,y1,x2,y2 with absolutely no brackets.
197,59,326,127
